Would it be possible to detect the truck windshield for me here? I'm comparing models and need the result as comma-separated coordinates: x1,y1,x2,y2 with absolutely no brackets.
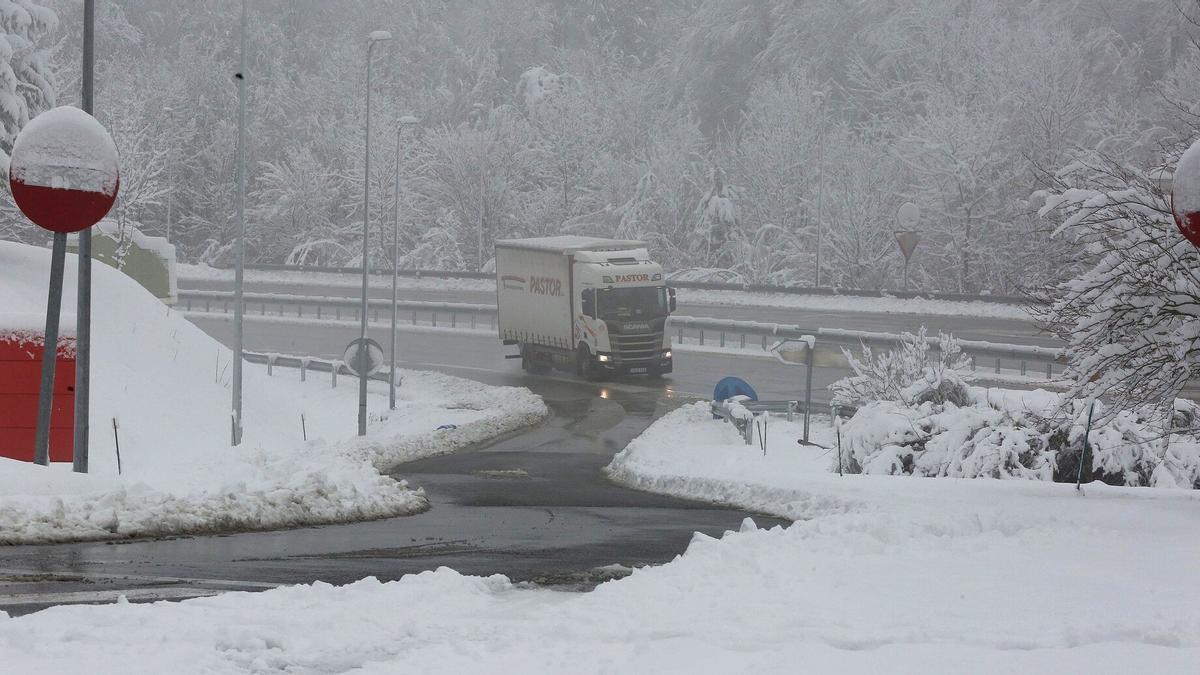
596,286,667,321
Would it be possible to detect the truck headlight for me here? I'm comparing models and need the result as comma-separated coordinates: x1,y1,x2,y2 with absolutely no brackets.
663,350,672,359
598,354,610,363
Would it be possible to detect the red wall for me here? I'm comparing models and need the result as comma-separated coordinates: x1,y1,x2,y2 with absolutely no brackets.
0,333,75,462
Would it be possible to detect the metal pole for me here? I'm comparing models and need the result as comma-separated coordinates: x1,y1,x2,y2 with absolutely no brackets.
358,40,376,436
814,117,824,288
803,338,814,444
73,0,95,473
1076,399,1096,492
390,124,400,410
34,234,67,466
478,135,485,271
231,0,246,446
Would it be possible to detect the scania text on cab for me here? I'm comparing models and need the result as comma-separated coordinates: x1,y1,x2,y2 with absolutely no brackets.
495,236,676,379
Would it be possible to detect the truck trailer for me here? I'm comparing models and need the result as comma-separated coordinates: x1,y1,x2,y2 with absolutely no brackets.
495,236,676,378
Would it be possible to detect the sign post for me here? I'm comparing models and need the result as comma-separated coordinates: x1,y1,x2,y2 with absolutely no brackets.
770,336,817,445
894,203,921,292
75,0,96,474
9,106,119,466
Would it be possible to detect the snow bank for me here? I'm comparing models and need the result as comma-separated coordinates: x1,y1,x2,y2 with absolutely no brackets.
1,405,1196,671
2,456,1197,672
0,241,547,543
838,389,1200,488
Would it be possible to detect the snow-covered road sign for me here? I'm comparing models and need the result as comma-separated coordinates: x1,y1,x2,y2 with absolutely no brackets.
343,337,385,377
9,106,119,233
1172,139,1200,247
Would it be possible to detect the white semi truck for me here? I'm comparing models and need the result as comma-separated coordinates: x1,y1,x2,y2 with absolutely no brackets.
495,236,676,378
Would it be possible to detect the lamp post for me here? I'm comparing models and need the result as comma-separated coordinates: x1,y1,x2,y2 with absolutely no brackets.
471,103,486,272
812,90,827,289
358,30,392,437
163,106,174,243
390,115,420,411
232,0,247,446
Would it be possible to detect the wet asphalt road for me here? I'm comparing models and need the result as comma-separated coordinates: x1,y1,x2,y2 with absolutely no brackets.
0,370,785,616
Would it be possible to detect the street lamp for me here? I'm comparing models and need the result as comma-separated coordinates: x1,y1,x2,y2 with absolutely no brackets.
471,103,486,272
812,89,827,289
232,0,247,446
390,115,420,411
358,29,392,437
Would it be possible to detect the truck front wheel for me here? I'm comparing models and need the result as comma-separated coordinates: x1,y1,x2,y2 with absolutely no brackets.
576,345,598,381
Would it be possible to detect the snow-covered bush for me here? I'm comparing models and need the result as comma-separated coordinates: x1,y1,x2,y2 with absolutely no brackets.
836,389,1200,489
830,327,972,409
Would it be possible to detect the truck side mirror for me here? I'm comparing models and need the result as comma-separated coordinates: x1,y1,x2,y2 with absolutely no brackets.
581,289,595,317
668,287,677,313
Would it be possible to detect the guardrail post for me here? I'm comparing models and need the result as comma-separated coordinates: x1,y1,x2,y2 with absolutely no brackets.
740,334,745,348
1020,360,1027,377
298,305,302,318
335,306,340,320
470,315,476,329
205,300,210,312
317,306,321,320
720,330,726,348
260,302,265,316
186,298,192,311
411,310,417,325
677,326,683,344
1046,362,1053,379
433,312,438,327
970,356,976,371
699,329,704,345
762,335,767,351
267,355,274,376
995,357,1001,374
331,365,338,388
452,313,457,328
222,301,228,314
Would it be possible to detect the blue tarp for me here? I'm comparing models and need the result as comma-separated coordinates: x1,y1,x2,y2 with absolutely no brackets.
713,377,757,403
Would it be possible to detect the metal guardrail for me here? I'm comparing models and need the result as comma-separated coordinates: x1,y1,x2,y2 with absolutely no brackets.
180,290,497,330
216,263,1033,305
242,351,394,387
180,290,1064,378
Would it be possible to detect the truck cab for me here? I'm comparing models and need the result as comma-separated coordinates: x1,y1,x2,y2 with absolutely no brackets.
573,249,675,377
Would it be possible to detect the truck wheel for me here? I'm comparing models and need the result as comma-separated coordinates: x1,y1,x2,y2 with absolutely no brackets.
576,345,597,381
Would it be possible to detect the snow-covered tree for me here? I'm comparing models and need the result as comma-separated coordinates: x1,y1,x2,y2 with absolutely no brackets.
1033,152,1200,421
0,0,55,162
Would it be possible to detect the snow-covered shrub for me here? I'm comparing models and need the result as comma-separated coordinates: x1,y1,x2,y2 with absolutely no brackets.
836,389,1200,489
830,327,972,409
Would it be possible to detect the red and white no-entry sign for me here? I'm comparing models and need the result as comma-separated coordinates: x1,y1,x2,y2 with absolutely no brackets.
9,106,119,233
1172,138,1200,248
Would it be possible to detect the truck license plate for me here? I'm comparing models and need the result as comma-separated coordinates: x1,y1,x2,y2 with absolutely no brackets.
629,367,647,374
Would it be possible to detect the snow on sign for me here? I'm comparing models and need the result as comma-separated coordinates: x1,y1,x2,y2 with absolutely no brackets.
1171,138,1200,247
343,338,385,377
9,106,119,233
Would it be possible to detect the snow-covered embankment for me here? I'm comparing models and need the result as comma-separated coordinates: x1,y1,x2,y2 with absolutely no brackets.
0,241,547,544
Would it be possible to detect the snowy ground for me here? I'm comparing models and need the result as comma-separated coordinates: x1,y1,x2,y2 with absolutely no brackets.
2,402,1195,673
0,242,547,544
179,264,1033,320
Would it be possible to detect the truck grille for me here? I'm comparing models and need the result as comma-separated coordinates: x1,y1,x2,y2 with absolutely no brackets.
613,332,662,362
